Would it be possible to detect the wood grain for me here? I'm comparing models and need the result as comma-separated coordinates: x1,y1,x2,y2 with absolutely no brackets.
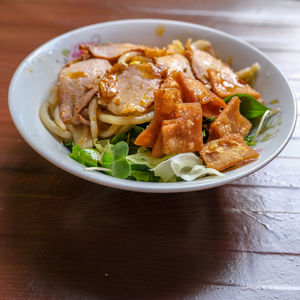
1,0,300,299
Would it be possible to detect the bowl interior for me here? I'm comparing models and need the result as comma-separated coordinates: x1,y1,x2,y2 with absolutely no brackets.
9,19,297,192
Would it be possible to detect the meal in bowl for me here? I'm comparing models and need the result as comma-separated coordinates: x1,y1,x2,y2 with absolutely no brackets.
40,38,277,182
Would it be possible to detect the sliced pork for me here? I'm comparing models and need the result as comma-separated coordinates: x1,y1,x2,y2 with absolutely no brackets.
98,63,167,116
188,49,260,98
81,43,146,61
207,69,260,99
155,54,195,78
58,58,112,125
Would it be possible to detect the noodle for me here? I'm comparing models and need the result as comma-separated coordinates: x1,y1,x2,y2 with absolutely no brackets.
67,124,93,148
118,125,132,133
53,105,67,130
98,110,154,125
99,124,121,138
41,87,153,144
88,97,98,140
118,51,140,67
236,63,260,85
39,100,72,140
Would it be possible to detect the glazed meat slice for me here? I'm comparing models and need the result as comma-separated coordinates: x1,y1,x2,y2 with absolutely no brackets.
58,58,112,125
155,54,195,78
208,96,252,140
188,49,226,85
99,63,166,116
174,71,226,118
207,69,260,99
81,43,146,61
200,134,259,171
188,49,260,98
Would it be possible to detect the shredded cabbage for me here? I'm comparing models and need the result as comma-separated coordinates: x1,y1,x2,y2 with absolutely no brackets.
151,153,224,182
127,147,172,169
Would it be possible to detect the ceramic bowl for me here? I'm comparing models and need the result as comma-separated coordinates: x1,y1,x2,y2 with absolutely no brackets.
8,19,297,192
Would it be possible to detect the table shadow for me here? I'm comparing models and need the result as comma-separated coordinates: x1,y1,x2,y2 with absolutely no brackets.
2,152,251,300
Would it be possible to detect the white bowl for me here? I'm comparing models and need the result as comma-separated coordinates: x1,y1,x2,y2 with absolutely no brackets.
9,19,297,193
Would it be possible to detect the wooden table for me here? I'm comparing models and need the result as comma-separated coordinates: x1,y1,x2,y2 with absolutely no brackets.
1,0,300,299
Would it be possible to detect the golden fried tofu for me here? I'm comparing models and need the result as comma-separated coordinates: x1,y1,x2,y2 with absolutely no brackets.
208,96,252,140
152,103,203,157
207,69,260,99
174,71,226,118
200,134,259,171
135,88,182,148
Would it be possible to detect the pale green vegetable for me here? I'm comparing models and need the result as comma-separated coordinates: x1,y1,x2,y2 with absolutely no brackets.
127,147,172,169
152,153,224,182
94,139,113,161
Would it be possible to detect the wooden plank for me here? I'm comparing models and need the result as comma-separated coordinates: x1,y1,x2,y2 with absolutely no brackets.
1,0,300,299
232,157,300,188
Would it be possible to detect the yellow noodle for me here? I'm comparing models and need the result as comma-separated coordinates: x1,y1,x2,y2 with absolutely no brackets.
39,100,72,140
88,98,98,140
49,86,58,105
118,125,132,133
167,39,185,54
53,105,67,130
190,39,212,51
48,85,58,116
99,124,121,138
98,110,154,125
236,63,260,84
67,124,93,148
118,51,140,67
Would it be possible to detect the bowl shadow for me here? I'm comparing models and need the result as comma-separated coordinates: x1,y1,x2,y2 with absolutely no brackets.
1,145,248,299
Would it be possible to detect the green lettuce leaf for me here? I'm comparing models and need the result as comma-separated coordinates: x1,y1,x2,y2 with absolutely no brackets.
111,132,128,145
101,151,113,174
111,141,131,178
69,145,100,167
130,170,160,182
94,139,113,160
223,93,270,119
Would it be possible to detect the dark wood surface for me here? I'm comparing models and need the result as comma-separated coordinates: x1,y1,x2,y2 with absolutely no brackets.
1,0,300,299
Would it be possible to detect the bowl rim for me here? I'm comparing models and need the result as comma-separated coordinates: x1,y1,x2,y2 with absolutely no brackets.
8,18,298,193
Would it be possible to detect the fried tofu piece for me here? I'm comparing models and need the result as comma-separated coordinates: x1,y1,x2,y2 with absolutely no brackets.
208,69,260,99
208,96,252,140
135,88,204,157
200,134,259,171
174,71,226,118
135,88,182,148
152,103,203,157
